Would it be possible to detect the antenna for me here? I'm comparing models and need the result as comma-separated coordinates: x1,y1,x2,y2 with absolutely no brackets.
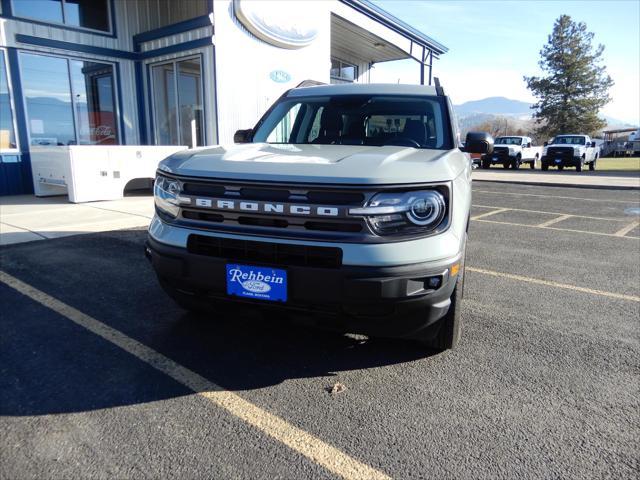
434,77,444,96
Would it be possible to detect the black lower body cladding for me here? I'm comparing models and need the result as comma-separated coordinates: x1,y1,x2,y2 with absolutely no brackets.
145,236,460,339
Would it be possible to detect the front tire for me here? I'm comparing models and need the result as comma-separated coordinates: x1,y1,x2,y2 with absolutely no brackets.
482,158,491,169
512,156,521,169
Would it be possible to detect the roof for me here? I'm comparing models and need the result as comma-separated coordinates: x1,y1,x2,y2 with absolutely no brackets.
286,83,439,97
602,127,639,134
340,0,448,55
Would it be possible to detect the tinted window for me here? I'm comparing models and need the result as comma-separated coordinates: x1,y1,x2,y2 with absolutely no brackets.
555,136,586,145
253,95,453,150
64,0,110,32
495,137,522,145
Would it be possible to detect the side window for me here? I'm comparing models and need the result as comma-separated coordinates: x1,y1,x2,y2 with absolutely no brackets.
266,103,301,143
307,106,324,142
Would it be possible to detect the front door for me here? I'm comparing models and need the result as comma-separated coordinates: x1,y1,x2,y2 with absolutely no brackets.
151,57,204,148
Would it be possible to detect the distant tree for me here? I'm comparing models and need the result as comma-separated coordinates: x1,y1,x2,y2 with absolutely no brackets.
524,15,614,138
469,116,516,138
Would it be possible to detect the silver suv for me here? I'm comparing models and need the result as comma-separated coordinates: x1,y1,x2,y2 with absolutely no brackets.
146,83,493,350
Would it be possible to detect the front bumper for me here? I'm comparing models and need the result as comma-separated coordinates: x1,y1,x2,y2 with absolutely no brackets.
146,235,462,338
483,152,514,164
541,155,581,167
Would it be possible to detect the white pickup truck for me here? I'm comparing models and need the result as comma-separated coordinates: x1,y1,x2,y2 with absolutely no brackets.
481,136,542,169
541,134,599,172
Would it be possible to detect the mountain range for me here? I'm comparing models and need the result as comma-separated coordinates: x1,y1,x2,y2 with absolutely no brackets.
453,96,630,128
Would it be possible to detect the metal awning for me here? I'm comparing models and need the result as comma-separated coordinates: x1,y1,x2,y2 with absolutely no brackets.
331,14,408,64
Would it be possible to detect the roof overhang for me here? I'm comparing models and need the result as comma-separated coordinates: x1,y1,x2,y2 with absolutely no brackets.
335,0,448,58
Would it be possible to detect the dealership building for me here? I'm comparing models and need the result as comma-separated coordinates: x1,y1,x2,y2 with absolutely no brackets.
0,0,447,197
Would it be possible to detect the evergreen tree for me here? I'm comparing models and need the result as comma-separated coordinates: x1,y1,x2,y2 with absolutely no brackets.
525,15,614,138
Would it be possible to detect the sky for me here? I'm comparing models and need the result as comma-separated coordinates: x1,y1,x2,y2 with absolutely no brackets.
370,0,640,124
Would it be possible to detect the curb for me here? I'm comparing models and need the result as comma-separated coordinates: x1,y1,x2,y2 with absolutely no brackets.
473,178,640,191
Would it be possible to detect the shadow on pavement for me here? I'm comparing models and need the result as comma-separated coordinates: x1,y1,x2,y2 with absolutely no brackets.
0,230,435,416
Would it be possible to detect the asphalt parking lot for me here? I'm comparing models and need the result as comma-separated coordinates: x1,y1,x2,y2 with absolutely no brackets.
1,182,639,479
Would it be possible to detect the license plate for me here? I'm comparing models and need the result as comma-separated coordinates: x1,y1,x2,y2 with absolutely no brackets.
226,264,287,302
555,158,562,164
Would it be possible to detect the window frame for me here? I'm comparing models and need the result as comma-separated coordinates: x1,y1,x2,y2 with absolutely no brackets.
10,0,114,35
148,54,206,148
17,50,122,147
0,47,20,154
330,58,358,83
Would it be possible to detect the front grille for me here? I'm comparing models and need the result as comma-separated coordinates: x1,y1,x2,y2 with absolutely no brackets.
547,147,574,159
492,147,510,159
175,179,371,239
187,235,343,268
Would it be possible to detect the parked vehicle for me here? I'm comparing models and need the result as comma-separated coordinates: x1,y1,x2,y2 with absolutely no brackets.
481,136,542,169
541,134,599,172
146,83,493,350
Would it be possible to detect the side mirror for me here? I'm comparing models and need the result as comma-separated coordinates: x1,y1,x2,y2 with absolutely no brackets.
462,131,494,154
234,129,253,143
527,142,532,148
543,141,548,147
591,141,597,148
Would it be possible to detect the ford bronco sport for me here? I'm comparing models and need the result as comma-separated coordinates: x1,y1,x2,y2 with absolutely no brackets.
146,83,493,350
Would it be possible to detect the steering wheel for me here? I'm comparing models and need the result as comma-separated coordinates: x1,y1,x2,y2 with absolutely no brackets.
382,137,422,148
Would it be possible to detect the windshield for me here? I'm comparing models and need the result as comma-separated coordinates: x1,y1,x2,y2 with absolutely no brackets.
495,137,523,145
554,136,586,145
252,94,453,150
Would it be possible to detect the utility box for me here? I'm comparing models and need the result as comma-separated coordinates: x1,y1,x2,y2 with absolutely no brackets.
30,145,187,203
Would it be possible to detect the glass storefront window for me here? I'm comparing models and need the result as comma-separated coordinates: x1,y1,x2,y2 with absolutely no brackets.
20,52,119,146
21,53,76,146
177,58,203,148
12,0,111,32
0,50,18,151
70,60,118,144
152,57,204,147
152,63,178,145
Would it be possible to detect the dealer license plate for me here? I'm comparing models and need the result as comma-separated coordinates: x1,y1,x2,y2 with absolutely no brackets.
226,264,287,302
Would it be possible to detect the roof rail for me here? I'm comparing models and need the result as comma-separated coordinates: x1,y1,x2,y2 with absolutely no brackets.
296,80,327,88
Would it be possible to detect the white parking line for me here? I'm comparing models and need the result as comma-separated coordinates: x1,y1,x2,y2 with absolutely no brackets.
470,208,510,221
472,204,627,222
467,267,640,302
614,220,640,237
473,189,639,205
473,218,640,239
0,271,390,480
536,214,573,228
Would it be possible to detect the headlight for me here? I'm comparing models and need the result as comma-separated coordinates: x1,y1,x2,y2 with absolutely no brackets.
154,174,184,218
350,189,448,236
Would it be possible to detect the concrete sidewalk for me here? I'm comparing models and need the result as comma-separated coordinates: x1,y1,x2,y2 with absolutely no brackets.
0,194,154,246
472,169,640,189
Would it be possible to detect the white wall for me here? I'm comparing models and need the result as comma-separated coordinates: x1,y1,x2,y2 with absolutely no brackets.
213,0,331,144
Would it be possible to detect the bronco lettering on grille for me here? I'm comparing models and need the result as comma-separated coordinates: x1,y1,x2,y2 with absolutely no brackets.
190,198,341,217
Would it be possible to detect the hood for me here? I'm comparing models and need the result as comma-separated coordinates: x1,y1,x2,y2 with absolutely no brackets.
158,143,466,185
